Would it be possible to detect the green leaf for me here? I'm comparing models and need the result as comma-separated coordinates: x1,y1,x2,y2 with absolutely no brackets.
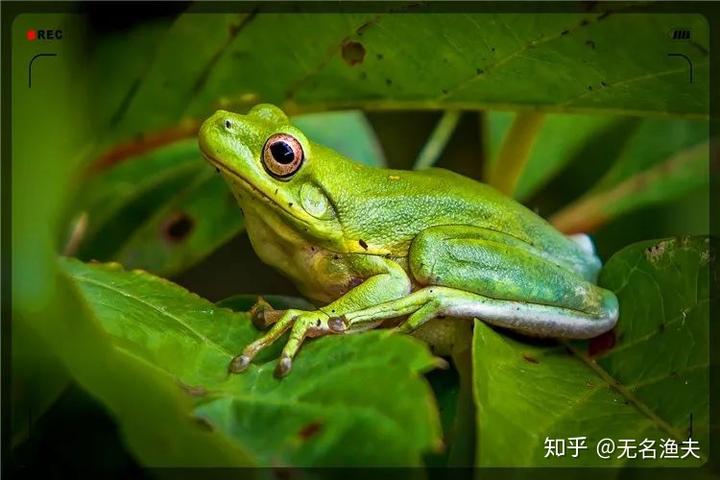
73,140,206,261
113,170,244,276
74,139,243,277
11,321,69,447
550,119,709,233
293,110,386,166
98,11,709,145
473,236,711,466
90,18,176,133
60,257,443,466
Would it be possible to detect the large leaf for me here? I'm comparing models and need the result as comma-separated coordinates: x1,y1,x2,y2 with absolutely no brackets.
60,257,443,466
550,119,709,233
113,169,243,276
96,11,708,146
72,139,206,261
293,110,386,167
473,236,711,466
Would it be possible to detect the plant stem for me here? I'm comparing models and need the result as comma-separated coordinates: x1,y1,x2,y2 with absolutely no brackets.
487,112,545,197
413,110,462,170
550,142,709,234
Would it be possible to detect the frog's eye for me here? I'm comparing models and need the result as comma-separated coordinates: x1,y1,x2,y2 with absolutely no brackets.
262,133,304,179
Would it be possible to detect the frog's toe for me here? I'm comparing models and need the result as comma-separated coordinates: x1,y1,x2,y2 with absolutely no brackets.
228,354,252,373
274,356,293,378
327,315,348,333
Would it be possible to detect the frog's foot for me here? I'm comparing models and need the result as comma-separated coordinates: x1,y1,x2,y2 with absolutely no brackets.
229,309,299,374
275,311,348,378
228,309,346,378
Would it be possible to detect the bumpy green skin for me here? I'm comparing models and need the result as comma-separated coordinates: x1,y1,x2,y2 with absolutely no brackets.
198,104,618,377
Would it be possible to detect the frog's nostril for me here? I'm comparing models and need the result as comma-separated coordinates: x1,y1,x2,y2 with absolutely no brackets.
224,119,232,130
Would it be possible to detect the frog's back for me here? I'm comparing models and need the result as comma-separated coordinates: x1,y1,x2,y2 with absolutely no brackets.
323,163,600,280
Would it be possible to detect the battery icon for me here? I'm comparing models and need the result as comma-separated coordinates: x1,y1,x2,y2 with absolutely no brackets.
671,28,691,40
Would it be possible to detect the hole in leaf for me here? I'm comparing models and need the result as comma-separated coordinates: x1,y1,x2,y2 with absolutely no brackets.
163,212,194,243
341,41,365,66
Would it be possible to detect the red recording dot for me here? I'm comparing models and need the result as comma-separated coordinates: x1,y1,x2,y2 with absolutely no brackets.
26,29,37,41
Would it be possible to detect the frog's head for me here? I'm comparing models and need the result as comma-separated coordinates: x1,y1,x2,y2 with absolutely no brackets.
198,104,343,248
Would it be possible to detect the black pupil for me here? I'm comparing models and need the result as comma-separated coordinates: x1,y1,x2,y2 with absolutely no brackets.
270,141,295,164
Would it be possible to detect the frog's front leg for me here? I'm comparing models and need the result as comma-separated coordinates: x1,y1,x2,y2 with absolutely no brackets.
229,256,411,377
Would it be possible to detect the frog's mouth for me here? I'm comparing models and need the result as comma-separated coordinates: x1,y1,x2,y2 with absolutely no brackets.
201,152,311,226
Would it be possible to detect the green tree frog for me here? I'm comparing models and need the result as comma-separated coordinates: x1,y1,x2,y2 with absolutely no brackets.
198,104,618,377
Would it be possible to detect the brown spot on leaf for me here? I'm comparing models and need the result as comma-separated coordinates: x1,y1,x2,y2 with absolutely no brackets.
341,41,365,66
163,212,194,243
522,353,539,364
588,329,616,357
298,421,323,439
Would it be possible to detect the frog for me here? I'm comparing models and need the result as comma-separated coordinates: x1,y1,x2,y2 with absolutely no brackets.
198,104,619,378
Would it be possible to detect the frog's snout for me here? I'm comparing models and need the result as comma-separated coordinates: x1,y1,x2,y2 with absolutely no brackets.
200,110,232,136
198,110,233,157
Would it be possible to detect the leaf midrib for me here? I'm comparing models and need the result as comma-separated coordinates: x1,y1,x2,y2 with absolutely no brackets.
73,273,235,358
564,342,688,442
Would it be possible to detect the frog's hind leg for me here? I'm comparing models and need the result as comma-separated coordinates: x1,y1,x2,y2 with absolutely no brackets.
343,225,618,339
343,286,616,339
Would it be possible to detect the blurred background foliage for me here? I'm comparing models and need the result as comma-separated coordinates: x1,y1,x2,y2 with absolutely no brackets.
10,4,714,475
